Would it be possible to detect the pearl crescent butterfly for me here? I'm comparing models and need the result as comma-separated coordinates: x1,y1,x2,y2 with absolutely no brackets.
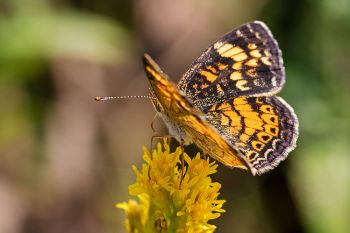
143,21,298,175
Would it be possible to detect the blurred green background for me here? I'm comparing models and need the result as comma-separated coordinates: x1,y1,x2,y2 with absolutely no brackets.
0,0,349,232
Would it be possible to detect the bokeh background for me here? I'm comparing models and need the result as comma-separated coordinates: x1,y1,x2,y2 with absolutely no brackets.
1,0,349,232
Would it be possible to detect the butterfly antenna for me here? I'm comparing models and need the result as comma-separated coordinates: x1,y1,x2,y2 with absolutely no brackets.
94,95,155,101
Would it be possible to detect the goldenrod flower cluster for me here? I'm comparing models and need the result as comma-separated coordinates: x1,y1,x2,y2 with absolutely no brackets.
117,139,225,233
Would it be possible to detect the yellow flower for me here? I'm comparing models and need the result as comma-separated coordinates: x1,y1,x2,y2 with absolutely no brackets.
117,139,225,233
116,194,150,233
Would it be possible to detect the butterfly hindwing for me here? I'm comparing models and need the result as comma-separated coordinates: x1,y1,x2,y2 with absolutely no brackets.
178,21,285,110
204,96,298,174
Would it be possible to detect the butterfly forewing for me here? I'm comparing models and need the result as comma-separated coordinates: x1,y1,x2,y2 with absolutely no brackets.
178,21,285,110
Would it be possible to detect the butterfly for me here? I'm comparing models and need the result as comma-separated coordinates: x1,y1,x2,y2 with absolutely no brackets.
143,21,298,175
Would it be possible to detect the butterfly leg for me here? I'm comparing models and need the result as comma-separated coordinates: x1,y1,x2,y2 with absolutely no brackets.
202,153,209,161
150,114,160,150
150,114,173,148
179,139,186,187
150,114,157,131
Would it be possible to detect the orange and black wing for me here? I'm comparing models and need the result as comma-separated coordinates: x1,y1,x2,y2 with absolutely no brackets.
204,96,298,175
177,21,285,109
